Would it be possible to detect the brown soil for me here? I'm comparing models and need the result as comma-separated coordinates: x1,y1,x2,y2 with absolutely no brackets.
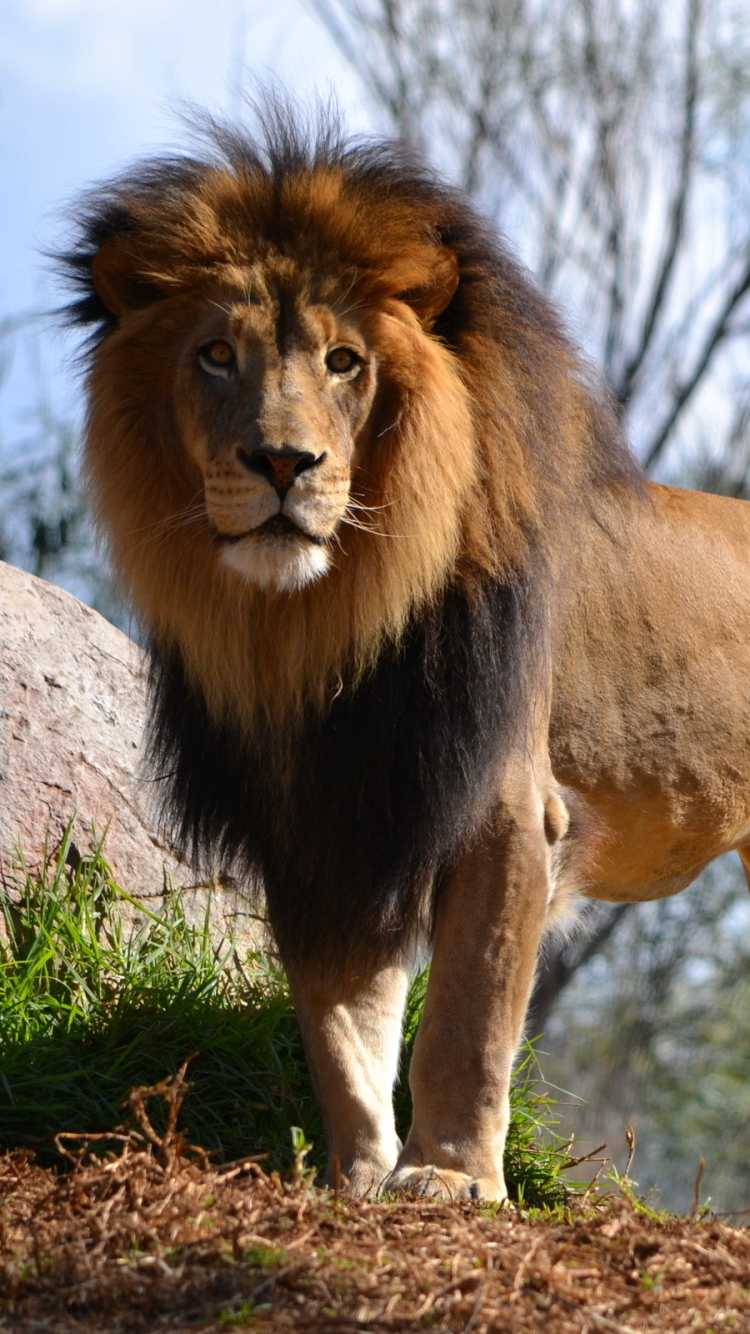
3,1153,750,1332
1,1080,748,1333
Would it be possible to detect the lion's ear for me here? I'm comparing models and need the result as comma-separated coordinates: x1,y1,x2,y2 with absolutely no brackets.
396,247,460,329
91,236,166,317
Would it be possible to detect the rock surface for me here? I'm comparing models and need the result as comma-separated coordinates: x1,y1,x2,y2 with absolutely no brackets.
0,561,249,933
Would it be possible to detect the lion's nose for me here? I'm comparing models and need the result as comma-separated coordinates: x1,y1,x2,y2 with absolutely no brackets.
237,445,324,497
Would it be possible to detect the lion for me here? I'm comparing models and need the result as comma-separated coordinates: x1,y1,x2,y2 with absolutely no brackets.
60,104,750,1202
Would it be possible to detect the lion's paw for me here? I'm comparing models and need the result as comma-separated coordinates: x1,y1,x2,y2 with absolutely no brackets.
383,1165,506,1203
341,1161,395,1198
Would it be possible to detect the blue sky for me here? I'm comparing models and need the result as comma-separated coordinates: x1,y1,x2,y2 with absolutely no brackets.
0,0,366,440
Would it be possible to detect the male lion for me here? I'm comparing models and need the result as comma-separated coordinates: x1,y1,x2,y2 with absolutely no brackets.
61,106,750,1201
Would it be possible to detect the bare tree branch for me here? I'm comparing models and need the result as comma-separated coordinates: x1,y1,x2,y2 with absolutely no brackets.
308,0,412,133
618,0,701,403
644,250,750,469
578,0,627,378
529,904,632,1033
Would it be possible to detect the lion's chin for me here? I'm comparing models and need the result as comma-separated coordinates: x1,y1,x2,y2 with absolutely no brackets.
219,530,331,593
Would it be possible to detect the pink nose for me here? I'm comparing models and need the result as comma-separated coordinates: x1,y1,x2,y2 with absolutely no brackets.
237,446,323,496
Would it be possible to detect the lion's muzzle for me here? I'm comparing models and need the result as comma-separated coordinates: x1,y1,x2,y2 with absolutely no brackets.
236,444,326,498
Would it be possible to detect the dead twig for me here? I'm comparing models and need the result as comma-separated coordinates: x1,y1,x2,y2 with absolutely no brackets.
623,1125,636,1178
690,1157,707,1220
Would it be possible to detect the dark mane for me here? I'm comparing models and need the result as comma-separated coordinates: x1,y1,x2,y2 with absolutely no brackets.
149,575,541,968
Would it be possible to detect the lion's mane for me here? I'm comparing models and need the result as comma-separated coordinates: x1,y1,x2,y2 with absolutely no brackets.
62,104,643,967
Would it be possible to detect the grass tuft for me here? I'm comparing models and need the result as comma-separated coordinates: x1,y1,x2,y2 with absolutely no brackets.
0,826,576,1204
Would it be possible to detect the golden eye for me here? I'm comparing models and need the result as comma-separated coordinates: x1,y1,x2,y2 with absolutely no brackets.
199,340,235,375
326,346,360,375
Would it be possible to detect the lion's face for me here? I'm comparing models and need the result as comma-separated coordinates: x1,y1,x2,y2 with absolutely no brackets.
80,161,512,718
175,283,379,593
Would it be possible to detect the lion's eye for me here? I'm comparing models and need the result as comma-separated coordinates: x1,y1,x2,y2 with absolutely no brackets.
199,341,236,376
326,346,361,376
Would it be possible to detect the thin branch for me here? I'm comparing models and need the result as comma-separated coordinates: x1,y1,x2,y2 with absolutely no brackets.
529,904,632,1033
643,250,750,470
309,0,410,131
460,0,522,196
618,0,701,403
577,0,627,377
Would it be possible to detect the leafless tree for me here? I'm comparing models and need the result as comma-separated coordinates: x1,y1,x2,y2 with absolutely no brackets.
0,316,122,623
540,855,750,1212
313,0,750,475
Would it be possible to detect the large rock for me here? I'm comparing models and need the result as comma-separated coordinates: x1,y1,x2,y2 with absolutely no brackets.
0,561,248,934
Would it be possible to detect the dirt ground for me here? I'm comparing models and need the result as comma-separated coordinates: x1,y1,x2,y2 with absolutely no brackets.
3,1154,750,1333
1,1082,749,1333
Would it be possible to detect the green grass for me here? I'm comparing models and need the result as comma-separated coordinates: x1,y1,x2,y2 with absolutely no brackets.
0,825,573,1203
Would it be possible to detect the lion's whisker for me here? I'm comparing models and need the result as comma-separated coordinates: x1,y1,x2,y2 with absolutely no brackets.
376,419,400,439
134,507,207,541
127,498,209,555
341,513,380,534
129,492,207,537
346,496,399,514
334,298,367,320
340,511,399,537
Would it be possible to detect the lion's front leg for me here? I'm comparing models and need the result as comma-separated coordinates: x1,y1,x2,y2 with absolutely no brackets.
285,958,411,1196
385,771,554,1202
